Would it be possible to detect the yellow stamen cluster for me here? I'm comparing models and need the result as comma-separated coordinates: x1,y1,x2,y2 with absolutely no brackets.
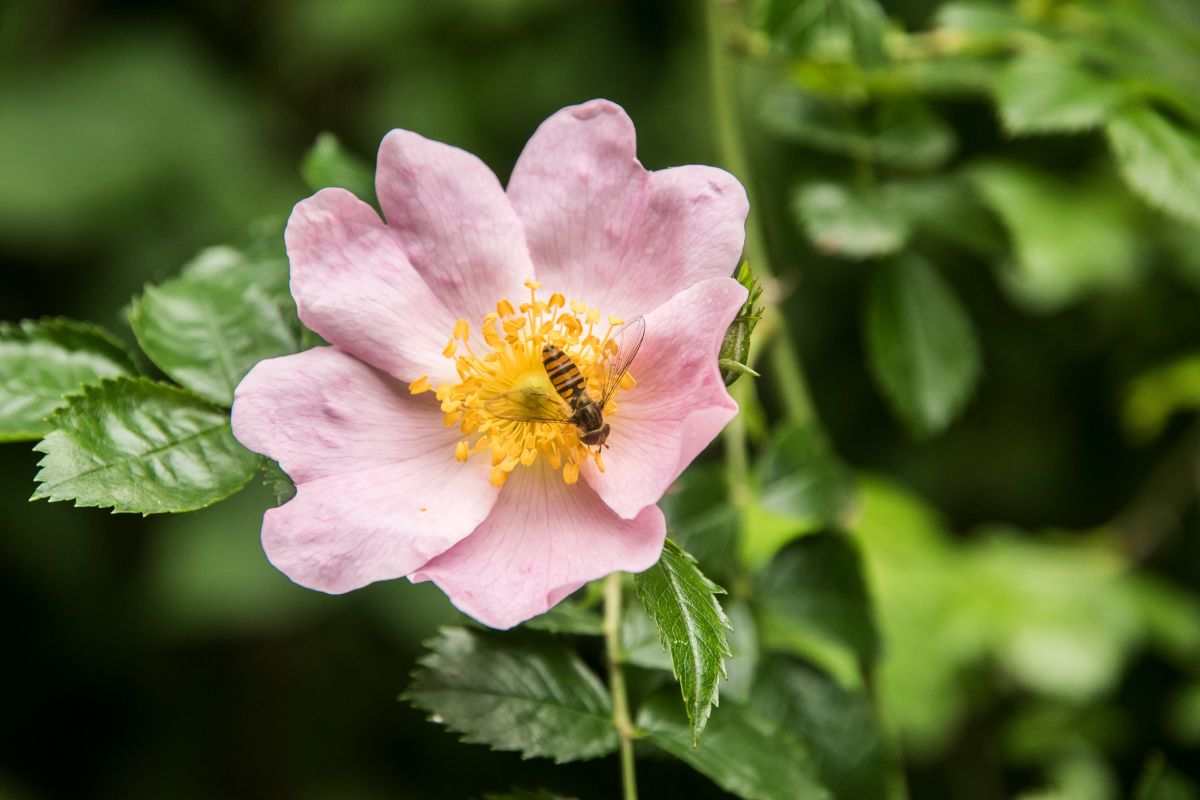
409,279,634,487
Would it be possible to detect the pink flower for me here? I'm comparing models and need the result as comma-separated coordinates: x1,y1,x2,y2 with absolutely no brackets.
231,100,748,629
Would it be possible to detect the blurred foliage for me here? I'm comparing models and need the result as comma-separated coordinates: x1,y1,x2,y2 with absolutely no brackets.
5,0,1200,798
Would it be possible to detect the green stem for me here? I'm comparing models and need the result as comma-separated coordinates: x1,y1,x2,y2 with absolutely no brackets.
605,572,638,800
705,0,816,429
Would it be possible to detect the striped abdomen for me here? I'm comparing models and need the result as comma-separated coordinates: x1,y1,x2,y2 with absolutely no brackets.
542,344,590,407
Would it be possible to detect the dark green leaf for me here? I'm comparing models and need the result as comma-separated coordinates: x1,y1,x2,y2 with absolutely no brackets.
723,600,760,703
756,533,881,669
524,602,604,636
31,378,258,514
1108,106,1200,226
760,89,955,170
745,424,856,568
661,464,741,584
751,657,888,800
129,246,300,406
403,627,617,763
993,53,1127,135
0,318,136,441
484,791,576,800
300,132,377,204
621,601,674,671
1134,755,1198,800
792,182,910,259
866,255,980,437
637,693,831,800
633,539,732,744
757,0,887,67
260,458,297,506
969,164,1142,310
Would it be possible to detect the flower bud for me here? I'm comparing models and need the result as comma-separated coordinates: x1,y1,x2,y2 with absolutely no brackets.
719,261,764,387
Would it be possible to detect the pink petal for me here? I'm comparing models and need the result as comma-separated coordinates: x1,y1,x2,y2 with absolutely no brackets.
410,466,666,629
507,99,749,320
285,188,458,384
584,277,747,519
376,130,530,325
231,347,498,593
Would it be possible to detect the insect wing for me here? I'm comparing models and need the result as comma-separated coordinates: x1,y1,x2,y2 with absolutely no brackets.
485,387,573,425
599,316,646,409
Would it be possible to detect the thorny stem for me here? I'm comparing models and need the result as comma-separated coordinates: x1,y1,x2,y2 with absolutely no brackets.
604,572,638,800
705,0,816,441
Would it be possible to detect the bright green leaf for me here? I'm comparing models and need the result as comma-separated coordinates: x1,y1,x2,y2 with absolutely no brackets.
793,182,910,259
403,627,617,763
970,163,1142,310
637,693,831,800
1123,354,1200,441
31,378,258,514
130,246,300,406
866,255,980,437
1108,106,1200,227
756,533,881,670
300,132,376,204
633,538,732,744
751,657,888,800
0,318,136,441
994,52,1127,135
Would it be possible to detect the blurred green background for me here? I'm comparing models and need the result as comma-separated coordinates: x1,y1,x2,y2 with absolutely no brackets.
3,0,1200,798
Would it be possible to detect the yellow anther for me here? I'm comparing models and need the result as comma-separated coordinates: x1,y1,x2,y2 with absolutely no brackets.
409,376,431,394
609,315,624,326
432,283,636,486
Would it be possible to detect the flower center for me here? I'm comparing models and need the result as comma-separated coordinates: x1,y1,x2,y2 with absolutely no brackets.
409,279,634,488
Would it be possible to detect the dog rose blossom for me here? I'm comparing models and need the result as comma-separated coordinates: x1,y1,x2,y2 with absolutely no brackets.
231,100,748,628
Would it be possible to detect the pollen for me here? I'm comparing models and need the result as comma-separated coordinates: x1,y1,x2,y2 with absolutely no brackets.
427,280,635,485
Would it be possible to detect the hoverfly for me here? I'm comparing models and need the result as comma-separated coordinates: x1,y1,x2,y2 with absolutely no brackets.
487,317,645,449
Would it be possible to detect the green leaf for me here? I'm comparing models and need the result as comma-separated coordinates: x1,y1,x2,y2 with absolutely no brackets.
993,52,1127,135
129,245,300,406
485,791,576,800
1108,106,1200,226
756,534,881,673
633,538,732,744
723,600,760,703
1123,354,1200,441
969,164,1142,310
638,694,831,800
403,627,617,763
743,424,856,569
300,132,376,204
621,600,674,671
661,464,741,585
0,318,136,441
792,182,910,259
1134,756,1199,800
524,601,604,636
750,657,888,800
865,255,980,437
760,89,955,170
31,378,259,514
260,458,297,506
757,0,887,66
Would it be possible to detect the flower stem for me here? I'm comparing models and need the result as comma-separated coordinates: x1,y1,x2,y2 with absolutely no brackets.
704,0,816,429
604,572,638,800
